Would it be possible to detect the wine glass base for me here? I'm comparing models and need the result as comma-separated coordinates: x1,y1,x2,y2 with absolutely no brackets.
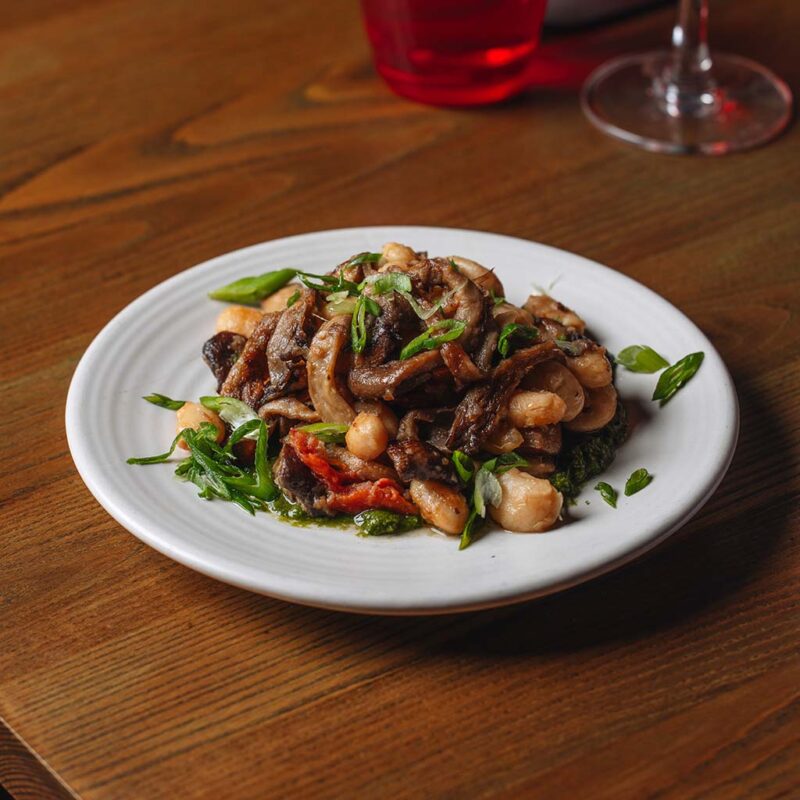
581,51,793,155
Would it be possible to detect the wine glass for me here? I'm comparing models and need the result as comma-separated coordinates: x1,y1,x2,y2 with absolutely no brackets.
581,0,793,154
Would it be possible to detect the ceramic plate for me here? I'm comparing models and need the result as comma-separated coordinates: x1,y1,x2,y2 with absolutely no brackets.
66,227,738,614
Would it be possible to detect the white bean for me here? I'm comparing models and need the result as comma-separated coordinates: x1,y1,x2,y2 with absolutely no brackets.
566,348,612,389
508,390,567,428
523,362,585,421
381,242,417,266
488,468,563,533
523,295,586,332
409,479,468,535
260,285,300,313
215,305,263,338
175,402,225,450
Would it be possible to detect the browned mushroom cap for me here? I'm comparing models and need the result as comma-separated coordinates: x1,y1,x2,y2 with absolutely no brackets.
263,288,317,400
448,255,505,299
386,440,458,487
202,331,247,391
220,312,282,407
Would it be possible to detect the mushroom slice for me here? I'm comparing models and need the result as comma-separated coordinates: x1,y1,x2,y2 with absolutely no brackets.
306,315,357,424
258,397,320,423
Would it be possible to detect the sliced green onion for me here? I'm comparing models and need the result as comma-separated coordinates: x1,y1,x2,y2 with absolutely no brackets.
497,323,539,358
297,422,349,444
399,319,466,360
616,345,669,373
143,393,185,411
209,269,297,305
594,481,618,508
452,450,474,484
624,468,653,496
652,352,704,405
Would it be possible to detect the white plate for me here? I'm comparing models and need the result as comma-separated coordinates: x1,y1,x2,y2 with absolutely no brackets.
66,227,738,615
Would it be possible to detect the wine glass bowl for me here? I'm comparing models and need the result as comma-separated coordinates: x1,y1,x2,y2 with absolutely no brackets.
581,1,793,155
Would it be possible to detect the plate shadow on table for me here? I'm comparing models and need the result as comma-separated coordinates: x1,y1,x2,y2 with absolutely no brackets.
248,370,792,659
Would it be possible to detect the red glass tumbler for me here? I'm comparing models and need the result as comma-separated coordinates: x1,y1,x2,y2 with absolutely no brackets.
360,0,548,106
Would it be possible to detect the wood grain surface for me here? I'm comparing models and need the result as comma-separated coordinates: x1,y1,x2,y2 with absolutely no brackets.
2,1,799,798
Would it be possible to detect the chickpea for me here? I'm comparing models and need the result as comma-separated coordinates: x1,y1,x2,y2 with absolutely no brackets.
565,385,618,433
484,424,524,455
566,347,612,389
354,400,399,439
523,294,586,333
215,305,263,338
523,362,585,422
508,390,567,428
345,411,389,461
176,402,225,450
409,479,469,535
260,285,300,313
492,301,535,329
381,242,417,267
449,255,505,298
489,469,563,533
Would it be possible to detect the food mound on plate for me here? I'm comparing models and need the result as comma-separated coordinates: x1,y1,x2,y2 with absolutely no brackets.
192,242,626,546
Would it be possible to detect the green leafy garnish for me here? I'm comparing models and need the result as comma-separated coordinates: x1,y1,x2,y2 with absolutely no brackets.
143,393,185,411
298,271,360,296
364,272,413,296
297,422,349,444
208,269,297,305
652,352,704,405
127,429,187,465
473,467,502,518
487,452,530,474
354,510,423,536
399,319,466,360
286,289,300,308
458,452,529,550
497,323,539,358
616,345,669,373
129,420,277,514
459,508,485,551
594,481,618,508
351,293,381,354
346,252,382,267
624,468,653,496
452,450,474,484
200,395,258,436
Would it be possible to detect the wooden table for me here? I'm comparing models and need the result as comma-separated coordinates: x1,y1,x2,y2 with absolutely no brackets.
2,1,799,797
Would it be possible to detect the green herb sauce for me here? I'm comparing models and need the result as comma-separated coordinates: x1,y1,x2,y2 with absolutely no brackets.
266,495,353,529
266,496,423,535
354,510,423,536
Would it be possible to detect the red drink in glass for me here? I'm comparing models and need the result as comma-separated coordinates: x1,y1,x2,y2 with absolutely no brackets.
360,0,548,106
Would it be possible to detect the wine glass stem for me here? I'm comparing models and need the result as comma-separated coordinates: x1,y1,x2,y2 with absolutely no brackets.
658,0,719,118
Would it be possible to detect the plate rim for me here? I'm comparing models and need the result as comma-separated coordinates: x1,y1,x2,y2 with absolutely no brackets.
65,225,739,615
